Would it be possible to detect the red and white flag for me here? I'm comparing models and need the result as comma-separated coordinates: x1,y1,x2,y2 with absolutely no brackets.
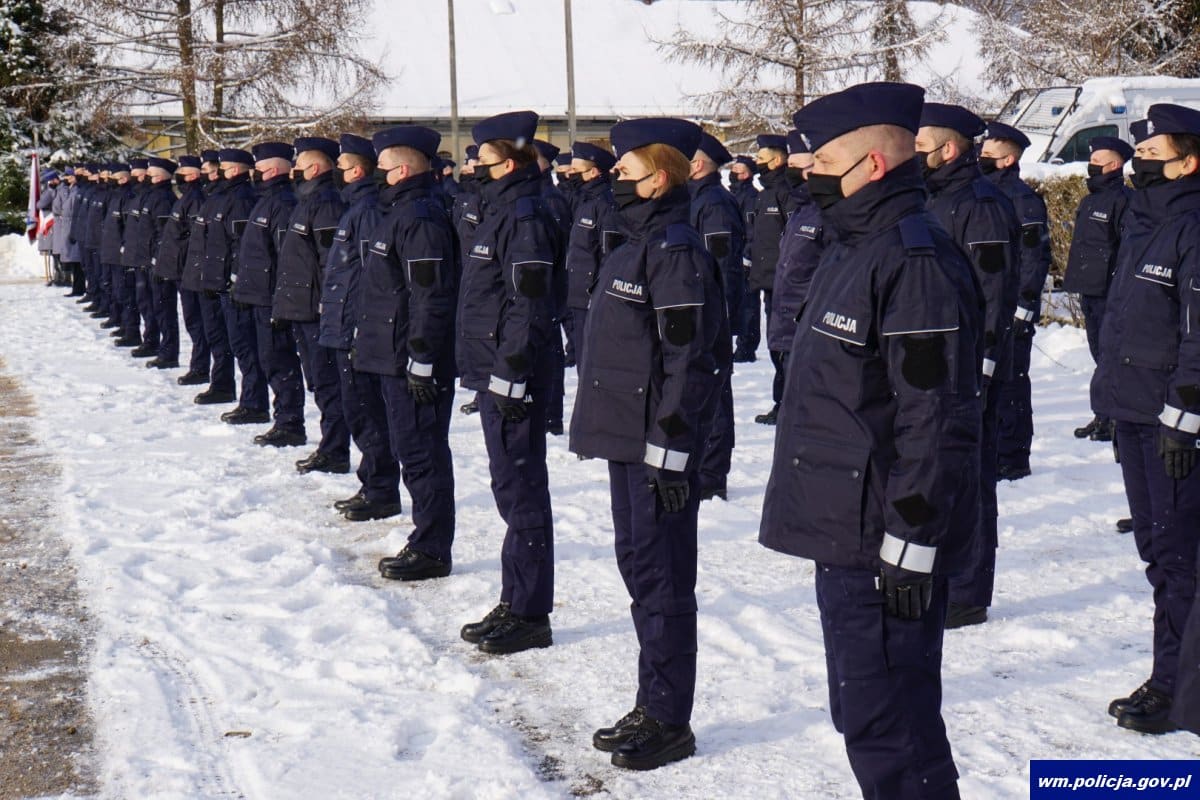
25,151,40,244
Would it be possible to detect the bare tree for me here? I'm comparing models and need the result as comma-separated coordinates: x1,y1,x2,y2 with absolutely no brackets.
972,0,1200,93
65,0,386,151
656,0,947,135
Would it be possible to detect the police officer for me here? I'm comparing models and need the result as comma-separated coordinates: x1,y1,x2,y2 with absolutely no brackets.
80,165,109,316
739,134,794,367
150,156,202,370
553,152,576,214
457,110,563,655
178,151,228,391
917,103,1020,630
224,141,298,431
761,130,826,427
532,138,571,436
981,122,1052,481
1063,136,1133,442
273,137,349,463
760,83,982,800
352,126,460,578
688,132,743,500
197,149,258,406
319,133,402,521
728,155,759,237
127,157,177,363
125,158,159,355
564,140,620,372
1091,105,1200,735
454,144,485,419
572,117,729,770
100,163,135,343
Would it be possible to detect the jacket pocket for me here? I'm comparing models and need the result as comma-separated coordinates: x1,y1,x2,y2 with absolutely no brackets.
785,437,869,547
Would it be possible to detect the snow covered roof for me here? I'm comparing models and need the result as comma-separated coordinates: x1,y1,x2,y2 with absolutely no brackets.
363,0,1001,120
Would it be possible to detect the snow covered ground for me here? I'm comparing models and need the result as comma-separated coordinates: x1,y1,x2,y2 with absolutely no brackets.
1,273,1197,800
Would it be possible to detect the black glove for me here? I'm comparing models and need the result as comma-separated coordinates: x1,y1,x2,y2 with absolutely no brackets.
1158,430,1198,480
1112,426,1120,464
878,565,933,621
493,393,527,423
203,289,219,300
270,318,290,332
648,469,689,514
407,372,438,405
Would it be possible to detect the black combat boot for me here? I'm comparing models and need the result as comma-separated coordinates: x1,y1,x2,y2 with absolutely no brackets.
593,706,647,752
477,614,552,655
1117,686,1179,734
611,716,696,770
461,602,511,644
1109,680,1153,718
378,547,451,581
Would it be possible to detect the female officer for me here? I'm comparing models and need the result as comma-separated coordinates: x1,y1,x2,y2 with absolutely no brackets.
569,119,730,771
456,110,566,656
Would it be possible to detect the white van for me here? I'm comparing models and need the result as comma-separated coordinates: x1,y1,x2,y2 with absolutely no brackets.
994,76,1200,164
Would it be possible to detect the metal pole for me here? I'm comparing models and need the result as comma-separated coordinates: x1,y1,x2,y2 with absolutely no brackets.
448,0,460,166
564,0,576,144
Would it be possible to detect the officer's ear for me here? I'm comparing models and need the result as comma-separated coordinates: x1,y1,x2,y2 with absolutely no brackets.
1181,154,1200,178
866,150,889,183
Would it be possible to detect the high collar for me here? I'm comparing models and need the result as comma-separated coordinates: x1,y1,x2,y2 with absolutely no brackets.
986,165,1022,189
617,184,691,240
1087,169,1126,194
221,172,251,192
687,171,724,201
1128,174,1200,224
480,163,542,206
579,173,611,200
758,165,786,190
380,169,435,206
341,176,379,205
925,150,983,196
257,173,292,195
296,171,333,199
822,158,928,244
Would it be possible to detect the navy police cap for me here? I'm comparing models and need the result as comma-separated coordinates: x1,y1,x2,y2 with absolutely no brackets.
610,117,702,159
554,153,572,167
472,110,539,147
786,130,809,155
465,144,479,161
251,141,294,163
372,125,442,159
533,139,560,162
147,157,177,173
756,134,788,151
177,155,201,169
339,134,374,160
293,137,339,162
218,148,254,166
107,163,129,173
1130,119,1152,144
200,149,220,164
734,155,756,170
920,103,986,138
792,82,924,153
1089,136,1134,161
1140,103,1200,140
984,121,1031,150
129,157,149,170
698,132,733,165
572,141,616,172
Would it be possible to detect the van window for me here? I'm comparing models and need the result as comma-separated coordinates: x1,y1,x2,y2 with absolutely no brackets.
1056,125,1119,162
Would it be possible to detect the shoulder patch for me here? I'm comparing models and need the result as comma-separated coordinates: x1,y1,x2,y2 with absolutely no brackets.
898,215,934,254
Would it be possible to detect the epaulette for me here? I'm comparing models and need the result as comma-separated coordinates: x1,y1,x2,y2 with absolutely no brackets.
663,223,693,251
898,215,935,255
515,195,538,221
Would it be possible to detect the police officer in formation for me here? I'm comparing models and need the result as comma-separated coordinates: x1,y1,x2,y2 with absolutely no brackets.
456,111,563,655
319,134,403,522
687,132,743,501
563,140,620,371
980,123,1053,483
916,103,1020,630
150,156,205,371
765,130,825,413
229,141,300,432
1092,105,1200,736
358,125,460,580
571,117,730,770
1064,137,1134,443
129,158,178,365
761,82,984,799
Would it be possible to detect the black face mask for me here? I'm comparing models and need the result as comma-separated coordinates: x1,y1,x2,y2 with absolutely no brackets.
978,156,1000,175
1131,156,1180,190
174,174,188,187
754,161,771,174
785,166,807,187
250,169,264,184
373,167,392,187
474,162,502,185
1087,164,1105,179
290,168,307,185
613,173,653,210
806,153,869,211
915,151,936,179
566,173,584,190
